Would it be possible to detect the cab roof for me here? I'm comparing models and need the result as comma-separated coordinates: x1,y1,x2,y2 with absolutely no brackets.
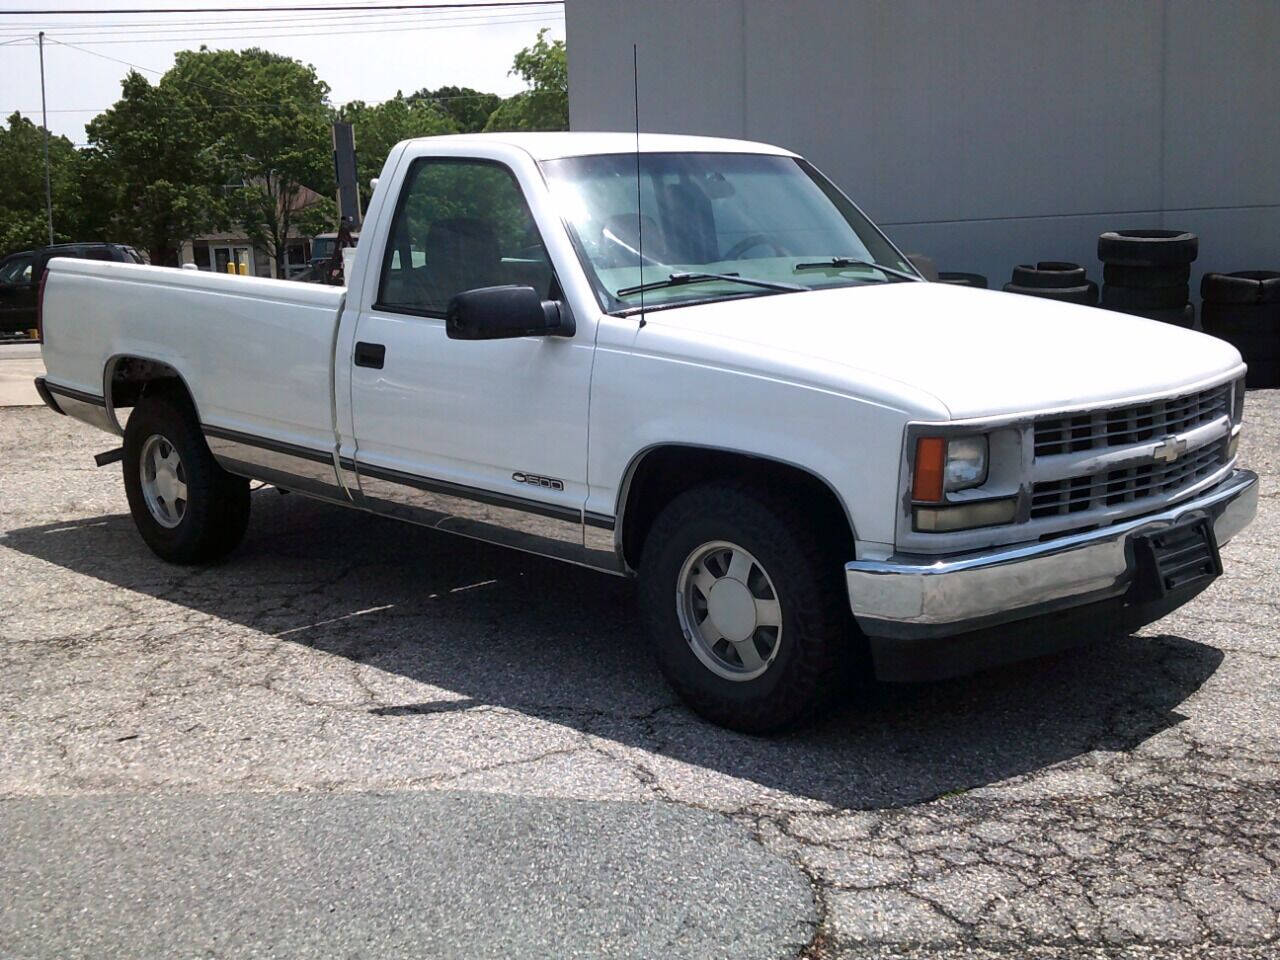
399,131,798,161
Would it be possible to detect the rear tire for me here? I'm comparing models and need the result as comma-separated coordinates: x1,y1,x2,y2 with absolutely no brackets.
638,482,854,733
122,389,250,564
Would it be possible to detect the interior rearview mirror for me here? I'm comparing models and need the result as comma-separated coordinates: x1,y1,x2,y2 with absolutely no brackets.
446,285,573,341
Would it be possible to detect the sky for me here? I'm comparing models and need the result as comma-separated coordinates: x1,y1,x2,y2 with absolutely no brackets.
0,0,566,144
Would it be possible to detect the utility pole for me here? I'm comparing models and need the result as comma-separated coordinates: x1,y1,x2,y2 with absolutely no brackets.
38,31,54,245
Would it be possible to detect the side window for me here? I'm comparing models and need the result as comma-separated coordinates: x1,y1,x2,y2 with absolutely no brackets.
377,158,554,316
0,256,34,285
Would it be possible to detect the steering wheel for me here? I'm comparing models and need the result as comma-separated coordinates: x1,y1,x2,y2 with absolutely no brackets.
722,234,787,260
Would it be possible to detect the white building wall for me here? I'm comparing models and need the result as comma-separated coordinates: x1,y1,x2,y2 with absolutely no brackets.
566,0,1280,294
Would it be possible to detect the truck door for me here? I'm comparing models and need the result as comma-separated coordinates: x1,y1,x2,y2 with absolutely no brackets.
347,155,596,565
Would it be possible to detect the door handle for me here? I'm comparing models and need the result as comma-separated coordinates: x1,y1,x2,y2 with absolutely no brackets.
354,341,385,369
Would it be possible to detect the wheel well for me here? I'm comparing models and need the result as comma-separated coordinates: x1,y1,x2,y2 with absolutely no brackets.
105,356,197,427
619,446,856,570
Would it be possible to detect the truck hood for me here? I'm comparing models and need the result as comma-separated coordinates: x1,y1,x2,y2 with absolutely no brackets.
641,282,1244,420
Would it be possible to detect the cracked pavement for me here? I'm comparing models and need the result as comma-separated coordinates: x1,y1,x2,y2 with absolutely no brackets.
1,392,1277,958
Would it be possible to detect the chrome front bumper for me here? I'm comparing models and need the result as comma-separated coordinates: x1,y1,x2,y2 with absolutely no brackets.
846,469,1258,640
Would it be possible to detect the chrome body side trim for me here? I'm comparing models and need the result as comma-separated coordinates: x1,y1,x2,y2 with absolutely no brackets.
848,468,1258,639
197,425,627,573
43,382,117,434
203,426,350,504
582,511,620,569
355,464,625,574
335,453,361,500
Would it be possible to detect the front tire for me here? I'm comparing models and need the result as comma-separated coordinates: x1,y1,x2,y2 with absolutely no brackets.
638,482,854,733
122,389,250,564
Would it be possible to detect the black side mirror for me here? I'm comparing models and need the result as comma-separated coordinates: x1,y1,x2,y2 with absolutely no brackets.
446,285,573,341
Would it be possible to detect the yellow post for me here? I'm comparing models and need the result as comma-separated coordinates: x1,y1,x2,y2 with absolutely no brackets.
225,261,236,275
238,262,248,276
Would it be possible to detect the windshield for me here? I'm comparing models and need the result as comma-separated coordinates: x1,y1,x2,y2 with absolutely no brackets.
541,152,916,313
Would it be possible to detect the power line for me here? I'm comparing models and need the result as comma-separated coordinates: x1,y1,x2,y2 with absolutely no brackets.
0,6,561,34
0,13,561,46
0,1,561,14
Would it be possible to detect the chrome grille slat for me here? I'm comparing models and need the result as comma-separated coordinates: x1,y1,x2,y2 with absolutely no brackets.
1033,383,1230,457
1031,438,1228,519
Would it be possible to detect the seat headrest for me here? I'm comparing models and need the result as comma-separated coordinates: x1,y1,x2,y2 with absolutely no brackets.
425,217,499,268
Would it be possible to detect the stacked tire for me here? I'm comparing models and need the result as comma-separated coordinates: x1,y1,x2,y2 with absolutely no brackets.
1098,230,1197,327
1201,271,1280,387
1002,261,1098,305
937,272,988,289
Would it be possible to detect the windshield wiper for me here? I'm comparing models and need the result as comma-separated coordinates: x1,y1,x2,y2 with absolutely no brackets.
793,257,920,282
615,271,805,298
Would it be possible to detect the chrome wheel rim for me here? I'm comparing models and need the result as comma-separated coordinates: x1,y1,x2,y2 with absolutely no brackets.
139,434,187,529
676,540,783,682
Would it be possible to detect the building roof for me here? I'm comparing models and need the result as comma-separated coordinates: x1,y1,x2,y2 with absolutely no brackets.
399,131,798,161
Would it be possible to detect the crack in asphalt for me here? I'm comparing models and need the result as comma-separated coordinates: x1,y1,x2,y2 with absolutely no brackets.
2,395,1279,958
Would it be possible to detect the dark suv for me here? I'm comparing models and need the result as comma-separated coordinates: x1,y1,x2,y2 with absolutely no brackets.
0,242,145,337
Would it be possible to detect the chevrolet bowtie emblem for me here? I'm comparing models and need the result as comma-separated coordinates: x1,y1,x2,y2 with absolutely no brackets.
1152,435,1188,463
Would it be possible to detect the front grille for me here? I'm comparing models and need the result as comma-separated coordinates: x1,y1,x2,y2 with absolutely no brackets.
1033,383,1230,457
1031,438,1229,519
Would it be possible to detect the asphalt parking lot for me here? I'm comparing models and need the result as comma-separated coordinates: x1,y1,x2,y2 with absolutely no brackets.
1,393,1277,959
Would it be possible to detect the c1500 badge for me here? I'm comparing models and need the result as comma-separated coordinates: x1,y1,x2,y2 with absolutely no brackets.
512,472,564,492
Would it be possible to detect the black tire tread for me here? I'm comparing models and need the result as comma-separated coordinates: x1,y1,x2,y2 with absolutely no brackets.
937,272,988,289
1097,229,1198,267
122,388,250,564
1101,283,1190,311
1200,271,1280,305
1129,304,1196,327
638,480,852,733
1010,262,1087,289
1002,281,1098,305
1103,263,1190,288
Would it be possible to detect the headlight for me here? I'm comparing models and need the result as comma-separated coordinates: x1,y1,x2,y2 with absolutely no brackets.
912,434,988,501
944,436,988,492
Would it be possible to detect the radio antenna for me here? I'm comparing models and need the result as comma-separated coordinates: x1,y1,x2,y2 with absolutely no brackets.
632,42,645,328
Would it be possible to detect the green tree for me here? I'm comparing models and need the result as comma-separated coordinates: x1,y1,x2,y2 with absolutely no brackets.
182,48,336,276
83,71,222,265
0,112,88,255
408,85,500,134
484,29,568,132
337,94,454,211
85,48,335,273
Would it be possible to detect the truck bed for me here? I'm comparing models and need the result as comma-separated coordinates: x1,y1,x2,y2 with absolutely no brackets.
41,258,345,454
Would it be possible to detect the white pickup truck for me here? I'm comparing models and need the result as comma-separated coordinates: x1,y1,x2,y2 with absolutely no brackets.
36,133,1257,732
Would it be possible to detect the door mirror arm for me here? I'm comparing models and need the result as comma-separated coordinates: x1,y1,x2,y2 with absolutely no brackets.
446,285,574,341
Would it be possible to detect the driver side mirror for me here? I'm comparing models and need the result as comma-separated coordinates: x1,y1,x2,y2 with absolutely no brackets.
446,285,573,341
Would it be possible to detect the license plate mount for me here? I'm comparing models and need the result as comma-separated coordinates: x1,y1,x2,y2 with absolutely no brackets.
1129,516,1222,603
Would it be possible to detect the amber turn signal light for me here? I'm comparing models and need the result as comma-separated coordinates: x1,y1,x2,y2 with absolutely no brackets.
912,436,946,503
